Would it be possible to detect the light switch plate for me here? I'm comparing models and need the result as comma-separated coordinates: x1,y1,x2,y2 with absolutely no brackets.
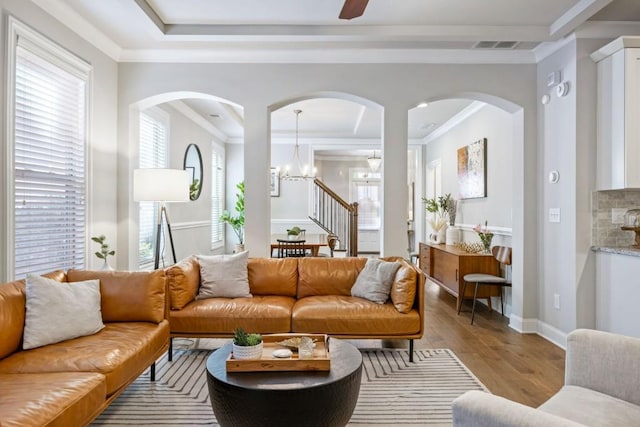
549,208,561,223
612,208,626,224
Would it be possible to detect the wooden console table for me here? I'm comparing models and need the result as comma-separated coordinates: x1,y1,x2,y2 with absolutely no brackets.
419,242,500,311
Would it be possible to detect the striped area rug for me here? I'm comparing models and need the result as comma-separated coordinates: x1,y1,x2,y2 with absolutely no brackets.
92,348,486,426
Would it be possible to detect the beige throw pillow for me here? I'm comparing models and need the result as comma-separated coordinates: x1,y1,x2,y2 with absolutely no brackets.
351,258,402,304
197,251,252,299
23,275,105,350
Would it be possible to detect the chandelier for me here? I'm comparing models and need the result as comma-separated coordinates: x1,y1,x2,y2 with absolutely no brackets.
367,150,382,172
280,109,316,181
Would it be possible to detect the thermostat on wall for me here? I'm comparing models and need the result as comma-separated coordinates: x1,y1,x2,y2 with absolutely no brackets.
556,81,570,97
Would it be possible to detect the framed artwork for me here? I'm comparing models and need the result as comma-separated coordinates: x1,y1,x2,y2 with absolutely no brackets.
270,167,280,197
457,138,487,199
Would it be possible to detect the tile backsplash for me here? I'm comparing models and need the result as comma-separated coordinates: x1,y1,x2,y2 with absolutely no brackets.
592,190,640,246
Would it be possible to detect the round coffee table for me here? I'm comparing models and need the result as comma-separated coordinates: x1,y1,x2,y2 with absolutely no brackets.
206,338,362,427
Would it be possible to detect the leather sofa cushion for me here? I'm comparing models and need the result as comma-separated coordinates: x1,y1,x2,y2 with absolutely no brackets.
0,372,105,427
0,321,169,396
67,269,166,323
297,258,367,298
0,270,66,359
292,295,421,335
166,256,200,310
382,257,418,314
170,296,295,334
0,281,27,360
248,258,298,296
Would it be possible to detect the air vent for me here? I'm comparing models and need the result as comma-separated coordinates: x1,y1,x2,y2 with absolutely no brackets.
473,41,520,49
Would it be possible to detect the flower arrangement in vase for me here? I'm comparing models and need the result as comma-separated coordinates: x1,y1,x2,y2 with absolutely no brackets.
423,193,456,244
473,221,494,254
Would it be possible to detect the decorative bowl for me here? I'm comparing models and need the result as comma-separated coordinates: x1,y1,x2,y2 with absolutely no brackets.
276,336,316,351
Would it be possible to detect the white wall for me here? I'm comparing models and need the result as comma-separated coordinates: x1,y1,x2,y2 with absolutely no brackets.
425,103,514,247
537,41,579,340
534,37,612,346
0,0,118,278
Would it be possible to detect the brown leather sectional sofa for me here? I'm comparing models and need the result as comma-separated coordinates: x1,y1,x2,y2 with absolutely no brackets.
0,269,169,426
166,256,425,361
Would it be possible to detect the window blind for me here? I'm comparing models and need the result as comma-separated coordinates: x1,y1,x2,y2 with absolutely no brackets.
13,44,87,278
211,146,225,249
138,111,168,269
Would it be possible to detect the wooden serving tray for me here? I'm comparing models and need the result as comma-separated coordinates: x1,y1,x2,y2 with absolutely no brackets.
226,333,331,372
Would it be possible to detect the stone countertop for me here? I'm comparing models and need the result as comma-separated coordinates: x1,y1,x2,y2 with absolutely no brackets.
592,246,640,257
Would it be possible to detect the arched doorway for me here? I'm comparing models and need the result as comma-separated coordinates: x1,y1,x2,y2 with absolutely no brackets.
269,92,383,257
408,93,527,329
126,91,244,268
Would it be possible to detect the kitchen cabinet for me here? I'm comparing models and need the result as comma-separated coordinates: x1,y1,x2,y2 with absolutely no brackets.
594,38,640,190
419,242,500,311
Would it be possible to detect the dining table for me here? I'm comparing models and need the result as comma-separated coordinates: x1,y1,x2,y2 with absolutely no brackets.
270,233,328,257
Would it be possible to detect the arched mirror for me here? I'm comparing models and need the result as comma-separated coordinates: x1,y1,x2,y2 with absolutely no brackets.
183,143,203,201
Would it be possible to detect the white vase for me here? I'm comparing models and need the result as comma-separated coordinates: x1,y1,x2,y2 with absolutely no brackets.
100,259,114,271
232,342,263,360
234,244,245,253
446,227,461,246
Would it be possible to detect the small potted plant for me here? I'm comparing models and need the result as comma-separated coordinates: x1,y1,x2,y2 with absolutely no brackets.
232,328,263,360
286,226,301,240
91,235,115,270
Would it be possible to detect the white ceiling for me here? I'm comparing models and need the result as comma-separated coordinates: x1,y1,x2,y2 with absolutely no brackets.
31,0,640,154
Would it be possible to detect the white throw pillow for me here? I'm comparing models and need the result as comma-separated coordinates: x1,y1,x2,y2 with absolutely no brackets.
23,275,105,350
197,251,252,299
351,258,402,304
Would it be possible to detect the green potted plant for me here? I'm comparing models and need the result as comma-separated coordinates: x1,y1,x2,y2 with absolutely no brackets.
91,235,115,270
220,181,245,252
232,327,263,360
286,226,302,240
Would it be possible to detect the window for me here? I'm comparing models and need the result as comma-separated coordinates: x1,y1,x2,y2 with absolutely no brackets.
8,18,91,279
350,169,381,229
138,109,168,269
211,143,225,249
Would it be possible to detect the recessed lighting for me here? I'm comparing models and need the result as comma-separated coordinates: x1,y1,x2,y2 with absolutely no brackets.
209,114,220,118
417,102,428,108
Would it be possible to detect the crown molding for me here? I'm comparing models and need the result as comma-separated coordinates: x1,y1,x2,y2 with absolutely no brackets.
118,47,536,64
533,33,577,63
549,0,614,38
167,100,228,143
423,101,486,144
31,0,122,61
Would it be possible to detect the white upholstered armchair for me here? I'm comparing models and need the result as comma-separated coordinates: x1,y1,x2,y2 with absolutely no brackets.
452,329,640,427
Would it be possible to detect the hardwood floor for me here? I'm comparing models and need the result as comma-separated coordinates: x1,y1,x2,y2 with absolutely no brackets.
410,279,566,408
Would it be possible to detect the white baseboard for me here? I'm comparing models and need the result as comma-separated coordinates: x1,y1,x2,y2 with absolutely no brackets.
509,315,567,350
537,320,568,350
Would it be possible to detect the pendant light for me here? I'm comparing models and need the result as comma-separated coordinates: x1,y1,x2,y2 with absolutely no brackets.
367,150,382,172
281,109,316,181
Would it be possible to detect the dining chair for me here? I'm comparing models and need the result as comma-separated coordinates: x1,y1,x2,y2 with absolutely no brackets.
458,245,512,324
275,239,307,258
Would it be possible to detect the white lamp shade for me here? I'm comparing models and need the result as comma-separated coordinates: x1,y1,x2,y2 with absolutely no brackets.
133,168,190,202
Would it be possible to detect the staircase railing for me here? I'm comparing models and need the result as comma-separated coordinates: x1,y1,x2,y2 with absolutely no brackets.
309,178,358,256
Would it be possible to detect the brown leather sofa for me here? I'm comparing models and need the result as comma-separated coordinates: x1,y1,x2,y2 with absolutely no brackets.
166,256,425,361
0,269,169,426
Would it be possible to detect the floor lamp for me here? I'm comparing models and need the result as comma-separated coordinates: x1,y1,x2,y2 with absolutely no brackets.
133,168,190,269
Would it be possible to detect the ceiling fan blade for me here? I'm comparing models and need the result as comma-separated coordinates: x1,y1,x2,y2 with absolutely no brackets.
339,0,369,20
